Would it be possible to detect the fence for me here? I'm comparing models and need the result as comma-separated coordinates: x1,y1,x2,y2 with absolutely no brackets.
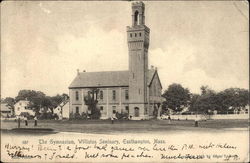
168,113,248,120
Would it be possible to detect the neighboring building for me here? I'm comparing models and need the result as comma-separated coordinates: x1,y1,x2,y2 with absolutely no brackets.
233,105,249,114
53,100,70,119
14,100,35,116
69,2,163,120
0,103,13,117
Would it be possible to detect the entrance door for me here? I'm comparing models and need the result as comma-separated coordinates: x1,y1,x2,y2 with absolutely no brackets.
134,107,139,117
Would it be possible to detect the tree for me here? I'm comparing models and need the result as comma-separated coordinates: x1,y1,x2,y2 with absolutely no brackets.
200,85,215,95
2,97,15,109
217,88,249,114
15,90,70,114
84,88,101,119
162,83,191,112
189,87,249,114
188,94,200,113
15,90,47,113
50,93,69,108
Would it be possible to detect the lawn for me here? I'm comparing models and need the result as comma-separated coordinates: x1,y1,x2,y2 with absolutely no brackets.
1,119,248,134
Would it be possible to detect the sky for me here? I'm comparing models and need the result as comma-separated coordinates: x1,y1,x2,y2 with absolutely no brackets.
1,1,249,98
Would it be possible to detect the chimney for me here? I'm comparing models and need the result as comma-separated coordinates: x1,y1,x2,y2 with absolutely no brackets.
77,69,80,75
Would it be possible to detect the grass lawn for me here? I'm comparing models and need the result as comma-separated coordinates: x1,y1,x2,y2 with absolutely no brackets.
1,119,248,134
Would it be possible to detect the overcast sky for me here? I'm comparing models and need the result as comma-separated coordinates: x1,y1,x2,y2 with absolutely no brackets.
1,1,249,98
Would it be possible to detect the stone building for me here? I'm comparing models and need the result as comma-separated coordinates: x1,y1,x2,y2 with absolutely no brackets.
69,2,163,120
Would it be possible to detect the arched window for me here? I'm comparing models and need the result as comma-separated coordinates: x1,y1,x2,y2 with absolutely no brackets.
134,10,139,25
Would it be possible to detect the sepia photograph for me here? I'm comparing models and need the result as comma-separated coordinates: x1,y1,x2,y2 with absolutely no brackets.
1,0,249,162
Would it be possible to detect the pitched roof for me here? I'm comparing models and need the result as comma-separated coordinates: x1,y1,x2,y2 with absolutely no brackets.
147,70,163,88
147,69,155,86
69,69,159,88
1,103,11,111
14,100,29,107
69,71,129,88
58,100,69,108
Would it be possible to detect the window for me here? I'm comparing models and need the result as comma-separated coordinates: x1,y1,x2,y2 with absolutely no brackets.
133,73,135,79
100,90,103,100
145,107,148,114
125,90,129,100
130,33,132,37
135,33,137,37
75,91,79,101
112,90,116,100
76,107,79,114
100,106,103,111
125,106,129,113
112,106,116,114
139,33,141,37
134,10,139,25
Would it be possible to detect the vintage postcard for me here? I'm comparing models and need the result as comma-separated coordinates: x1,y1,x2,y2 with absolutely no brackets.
1,0,249,162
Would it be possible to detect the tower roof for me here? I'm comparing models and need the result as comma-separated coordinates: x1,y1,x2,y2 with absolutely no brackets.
132,1,145,7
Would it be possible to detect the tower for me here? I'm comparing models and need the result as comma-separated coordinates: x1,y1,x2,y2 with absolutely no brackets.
127,1,150,119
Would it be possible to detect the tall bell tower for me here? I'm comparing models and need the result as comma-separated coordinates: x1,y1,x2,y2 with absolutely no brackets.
127,1,150,119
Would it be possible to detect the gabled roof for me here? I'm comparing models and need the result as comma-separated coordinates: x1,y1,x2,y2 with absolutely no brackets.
69,69,162,88
147,69,155,86
69,71,129,88
57,100,69,108
148,70,163,89
14,100,29,106
1,103,11,111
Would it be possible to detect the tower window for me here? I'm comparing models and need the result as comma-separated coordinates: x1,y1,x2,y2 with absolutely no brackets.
134,10,139,25
139,33,141,37
130,33,132,37
135,33,137,37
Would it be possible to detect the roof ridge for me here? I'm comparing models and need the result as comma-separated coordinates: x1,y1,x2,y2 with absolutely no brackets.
79,70,129,74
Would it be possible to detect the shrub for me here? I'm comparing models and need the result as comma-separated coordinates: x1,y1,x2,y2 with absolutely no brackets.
88,108,101,119
69,112,88,120
38,112,57,120
81,112,88,119
20,112,34,120
115,112,129,120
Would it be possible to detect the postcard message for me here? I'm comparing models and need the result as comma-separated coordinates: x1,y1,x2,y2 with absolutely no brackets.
1,130,249,162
